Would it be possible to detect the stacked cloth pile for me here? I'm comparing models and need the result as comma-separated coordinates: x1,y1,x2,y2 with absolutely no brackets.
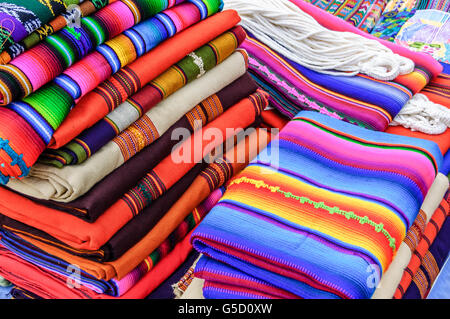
0,0,275,299
190,110,448,299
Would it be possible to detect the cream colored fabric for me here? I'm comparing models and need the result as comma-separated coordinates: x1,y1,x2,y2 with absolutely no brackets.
7,52,248,202
372,173,449,299
179,278,206,300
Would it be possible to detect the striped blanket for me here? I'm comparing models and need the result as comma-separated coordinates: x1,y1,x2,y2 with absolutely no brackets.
191,110,443,299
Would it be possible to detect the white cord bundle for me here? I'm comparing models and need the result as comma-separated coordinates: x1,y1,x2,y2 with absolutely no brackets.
225,0,414,81
391,94,450,135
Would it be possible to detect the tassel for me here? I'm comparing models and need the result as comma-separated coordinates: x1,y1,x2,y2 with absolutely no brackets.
391,94,450,135
224,0,414,81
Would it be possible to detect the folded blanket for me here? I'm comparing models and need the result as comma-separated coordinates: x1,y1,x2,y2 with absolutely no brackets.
0,0,77,55
0,5,232,184
394,191,449,299
5,126,271,284
191,110,443,299
421,72,450,106
0,0,194,105
0,230,195,299
6,28,246,203
48,9,240,149
0,0,117,64
0,91,264,254
244,33,414,130
305,0,388,32
0,187,217,297
395,10,450,64
403,209,450,299
22,73,256,224
372,173,449,298
427,254,450,299
415,0,450,11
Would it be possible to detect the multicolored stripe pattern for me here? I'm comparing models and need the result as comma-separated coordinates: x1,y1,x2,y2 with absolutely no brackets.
0,0,222,184
0,0,188,105
191,110,443,299
39,24,232,167
242,33,422,131
0,0,117,64
306,0,388,32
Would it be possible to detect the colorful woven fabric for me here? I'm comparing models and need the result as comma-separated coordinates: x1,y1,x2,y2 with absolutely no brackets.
0,0,77,54
26,73,257,224
372,173,449,298
306,0,388,32
415,0,450,10
0,90,264,259
0,231,195,299
427,254,450,299
191,110,443,299
395,10,450,64
394,191,449,299
370,9,417,42
0,0,224,185
421,72,450,106
403,213,450,299
0,1,117,64
244,32,414,131
40,22,245,168
6,30,246,204
0,0,190,105
0,187,214,297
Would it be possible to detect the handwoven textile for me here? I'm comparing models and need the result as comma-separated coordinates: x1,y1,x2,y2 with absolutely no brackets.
441,151,450,176
371,173,449,298
191,110,443,299
0,99,269,285
6,28,246,202
395,10,450,64
195,256,300,299
0,91,265,255
0,231,195,299
244,32,419,130
394,191,449,299
0,0,117,64
306,0,388,32
0,0,193,105
40,27,248,167
415,0,450,10
370,9,417,42
403,213,450,299
420,72,450,106
27,73,257,223
0,187,216,297
385,126,450,155
427,255,450,299
47,9,240,149
0,0,76,54
0,2,228,185
288,0,443,78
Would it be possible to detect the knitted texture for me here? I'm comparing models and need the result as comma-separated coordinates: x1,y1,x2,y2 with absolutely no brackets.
191,110,443,299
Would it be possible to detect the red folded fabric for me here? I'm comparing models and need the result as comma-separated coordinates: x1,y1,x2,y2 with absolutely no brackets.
0,231,194,299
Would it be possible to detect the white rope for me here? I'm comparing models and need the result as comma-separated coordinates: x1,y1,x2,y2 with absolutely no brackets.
391,94,450,135
224,0,415,81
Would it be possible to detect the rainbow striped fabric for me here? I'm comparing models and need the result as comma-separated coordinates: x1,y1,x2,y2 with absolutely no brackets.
0,0,222,185
306,0,388,32
191,110,443,299
0,0,188,106
242,32,433,131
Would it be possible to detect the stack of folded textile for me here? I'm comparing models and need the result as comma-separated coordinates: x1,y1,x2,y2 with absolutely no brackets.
224,0,445,134
190,110,445,299
0,0,274,299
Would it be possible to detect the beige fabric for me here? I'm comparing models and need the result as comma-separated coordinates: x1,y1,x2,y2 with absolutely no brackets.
179,278,206,300
372,173,449,299
7,52,248,202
